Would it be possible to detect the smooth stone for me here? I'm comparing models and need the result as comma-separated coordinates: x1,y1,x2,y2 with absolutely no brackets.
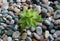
27,30,32,37
7,37,12,41
1,23,7,27
14,25,19,30
13,7,20,13
33,33,40,40
32,38,38,41
35,5,41,13
36,26,42,36
54,10,60,19
6,15,12,20
14,39,19,41
30,27,35,32
0,26,5,29
50,29,55,34
2,34,8,41
0,14,2,16
44,19,51,25
10,20,15,24
12,31,20,39
0,29,5,35
54,19,60,24
21,33,27,40
1,3,8,10
48,34,54,41
55,37,60,41
21,0,26,2
8,11,15,18
8,0,13,3
16,0,21,3
53,30,60,38
0,2,3,7
20,40,25,41
45,30,50,38
0,38,3,41
7,29,14,36
26,37,32,41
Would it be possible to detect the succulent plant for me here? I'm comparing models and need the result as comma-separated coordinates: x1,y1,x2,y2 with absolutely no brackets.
18,8,42,30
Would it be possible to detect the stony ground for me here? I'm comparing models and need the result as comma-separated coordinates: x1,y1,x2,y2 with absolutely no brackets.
0,0,60,41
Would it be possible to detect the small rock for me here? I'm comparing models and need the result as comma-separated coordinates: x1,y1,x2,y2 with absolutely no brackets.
27,30,32,37
14,25,19,30
26,37,32,41
12,31,20,39
7,29,14,36
0,38,3,41
30,27,35,32
53,30,60,38
7,37,12,41
45,30,50,38
33,33,40,40
50,29,55,34
20,40,25,41
36,26,42,36
2,34,8,41
14,39,19,41
0,2,3,7
16,0,21,3
21,33,27,40
32,38,38,41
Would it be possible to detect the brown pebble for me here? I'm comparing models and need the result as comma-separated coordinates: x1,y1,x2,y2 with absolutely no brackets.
32,38,38,41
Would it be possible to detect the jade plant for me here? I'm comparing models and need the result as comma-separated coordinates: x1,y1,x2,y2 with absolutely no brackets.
18,8,42,30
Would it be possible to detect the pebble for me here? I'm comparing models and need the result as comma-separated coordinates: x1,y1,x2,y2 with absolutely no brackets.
32,38,38,41
26,37,32,41
21,33,27,40
7,29,14,36
12,31,20,39
36,26,42,36
45,30,50,38
20,40,25,41
0,38,3,41
7,37,12,41
2,34,8,41
27,30,32,37
33,33,40,40
53,30,60,38
30,27,35,32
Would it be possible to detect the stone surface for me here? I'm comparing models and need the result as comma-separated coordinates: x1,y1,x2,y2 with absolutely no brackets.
21,33,27,40
12,31,20,39
26,37,32,41
33,33,40,40
36,26,42,36
7,37,12,41
27,30,32,37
